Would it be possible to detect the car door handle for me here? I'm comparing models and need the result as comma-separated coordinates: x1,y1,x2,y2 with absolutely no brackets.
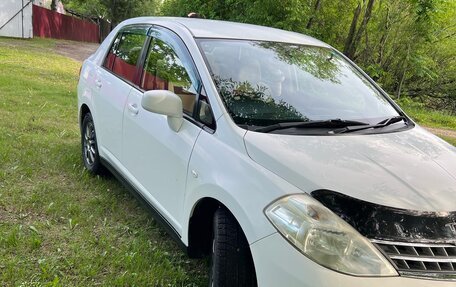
95,79,102,88
128,103,139,115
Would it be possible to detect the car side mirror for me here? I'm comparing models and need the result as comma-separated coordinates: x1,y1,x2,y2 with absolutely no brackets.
141,90,183,132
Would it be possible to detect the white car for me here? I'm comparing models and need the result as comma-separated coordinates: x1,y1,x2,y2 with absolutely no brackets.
78,17,456,286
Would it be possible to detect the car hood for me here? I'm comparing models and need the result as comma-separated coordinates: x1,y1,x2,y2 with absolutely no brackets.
244,126,456,212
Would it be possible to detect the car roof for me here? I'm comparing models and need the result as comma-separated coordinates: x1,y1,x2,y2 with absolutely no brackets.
123,17,330,47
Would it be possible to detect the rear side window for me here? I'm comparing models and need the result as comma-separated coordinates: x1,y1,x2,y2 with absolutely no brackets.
140,31,199,115
104,32,147,83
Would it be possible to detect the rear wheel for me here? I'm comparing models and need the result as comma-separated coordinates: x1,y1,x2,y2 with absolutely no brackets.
81,113,104,175
209,208,257,287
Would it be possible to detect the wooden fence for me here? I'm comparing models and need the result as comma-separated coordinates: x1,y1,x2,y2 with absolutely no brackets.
32,5,99,43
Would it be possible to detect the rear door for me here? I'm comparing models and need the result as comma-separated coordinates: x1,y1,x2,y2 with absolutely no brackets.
121,26,211,233
94,26,148,161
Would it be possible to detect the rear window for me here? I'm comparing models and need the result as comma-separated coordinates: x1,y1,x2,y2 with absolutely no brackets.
103,33,147,83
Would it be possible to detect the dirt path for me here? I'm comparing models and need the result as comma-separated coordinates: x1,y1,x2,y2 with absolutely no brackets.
424,127,456,139
0,38,98,62
54,41,99,62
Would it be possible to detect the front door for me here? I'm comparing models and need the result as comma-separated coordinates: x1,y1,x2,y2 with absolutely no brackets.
121,27,203,234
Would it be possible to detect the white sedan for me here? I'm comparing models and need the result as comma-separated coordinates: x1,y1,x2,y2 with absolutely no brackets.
78,17,456,286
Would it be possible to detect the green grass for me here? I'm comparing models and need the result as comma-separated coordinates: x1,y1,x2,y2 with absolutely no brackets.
0,38,207,286
439,136,456,146
395,97,456,130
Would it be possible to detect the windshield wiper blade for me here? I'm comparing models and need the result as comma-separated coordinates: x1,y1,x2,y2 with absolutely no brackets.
376,115,407,126
254,119,370,133
334,115,407,134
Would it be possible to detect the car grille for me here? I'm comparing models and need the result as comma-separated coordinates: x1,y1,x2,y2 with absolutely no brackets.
372,240,456,280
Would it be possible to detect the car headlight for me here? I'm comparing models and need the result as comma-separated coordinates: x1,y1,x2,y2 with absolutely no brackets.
265,194,397,276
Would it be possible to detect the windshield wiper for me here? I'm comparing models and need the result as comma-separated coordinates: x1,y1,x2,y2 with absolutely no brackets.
254,119,370,133
334,115,407,134
376,115,407,126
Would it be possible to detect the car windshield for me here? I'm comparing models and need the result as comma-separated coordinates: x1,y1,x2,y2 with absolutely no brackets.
198,39,400,128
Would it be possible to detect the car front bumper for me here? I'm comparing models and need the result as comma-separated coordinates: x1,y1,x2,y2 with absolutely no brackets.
250,233,455,287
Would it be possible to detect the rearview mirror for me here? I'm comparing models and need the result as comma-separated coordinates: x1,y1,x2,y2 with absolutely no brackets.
141,90,183,132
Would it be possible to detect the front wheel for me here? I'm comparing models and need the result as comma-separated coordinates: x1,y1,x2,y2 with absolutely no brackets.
81,113,104,175
209,208,257,287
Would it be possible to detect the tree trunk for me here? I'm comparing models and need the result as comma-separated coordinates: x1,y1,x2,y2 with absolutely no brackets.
51,0,58,11
351,0,375,60
396,44,411,99
344,2,363,58
306,0,322,29
377,6,390,65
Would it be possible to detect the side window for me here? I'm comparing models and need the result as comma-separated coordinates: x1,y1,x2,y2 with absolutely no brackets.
103,36,120,70
104,32,147,83
140,32,198,115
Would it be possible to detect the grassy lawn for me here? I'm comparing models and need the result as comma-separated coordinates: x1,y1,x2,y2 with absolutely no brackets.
0,38,207,286
395,98,456,146
395,97,456,131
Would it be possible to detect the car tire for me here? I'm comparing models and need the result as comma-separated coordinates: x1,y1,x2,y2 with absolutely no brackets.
81,113,104,175
209,208,257,287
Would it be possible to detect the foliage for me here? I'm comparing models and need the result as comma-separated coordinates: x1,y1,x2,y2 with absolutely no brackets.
62,0,158,25
0,38,207,286
160,0,456,114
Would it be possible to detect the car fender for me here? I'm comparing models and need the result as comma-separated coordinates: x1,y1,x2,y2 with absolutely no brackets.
77,60,105,154
182,119,306,246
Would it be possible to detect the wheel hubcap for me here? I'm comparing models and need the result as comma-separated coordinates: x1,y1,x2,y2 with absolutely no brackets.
84,122,97,166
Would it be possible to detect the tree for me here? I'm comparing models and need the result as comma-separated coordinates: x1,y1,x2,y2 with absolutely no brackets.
306,0,322,29
343,0,375,59
62,0,158,25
